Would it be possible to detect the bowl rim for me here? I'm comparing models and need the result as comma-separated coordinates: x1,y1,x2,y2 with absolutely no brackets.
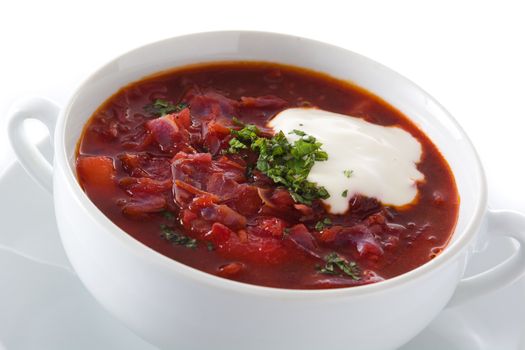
56,30,487,298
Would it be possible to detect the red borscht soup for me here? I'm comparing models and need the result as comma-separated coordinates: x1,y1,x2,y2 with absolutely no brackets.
76,62,459,289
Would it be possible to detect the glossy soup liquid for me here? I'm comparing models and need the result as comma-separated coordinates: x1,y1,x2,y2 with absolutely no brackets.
76,62,459,289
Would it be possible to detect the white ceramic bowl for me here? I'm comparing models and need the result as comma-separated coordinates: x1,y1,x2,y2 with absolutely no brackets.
7,31,525,350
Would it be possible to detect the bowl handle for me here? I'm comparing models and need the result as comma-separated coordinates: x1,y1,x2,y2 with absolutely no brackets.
7,97,60,194
447,209,525,307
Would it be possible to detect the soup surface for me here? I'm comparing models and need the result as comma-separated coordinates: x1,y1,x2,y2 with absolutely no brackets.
76,62,459,289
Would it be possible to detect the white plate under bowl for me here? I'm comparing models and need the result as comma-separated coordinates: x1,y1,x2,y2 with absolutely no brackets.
0,141,524,350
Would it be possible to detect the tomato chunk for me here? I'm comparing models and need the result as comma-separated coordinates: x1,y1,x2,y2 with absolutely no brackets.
77,156,116,190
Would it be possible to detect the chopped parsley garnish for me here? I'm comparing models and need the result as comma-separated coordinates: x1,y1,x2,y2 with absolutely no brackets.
228,138,248,153
318,253,360,280
231,123,260,142
231,116,245,127
227,123,329,205
160,224,197,249
342,189,348,197
162,210,175,220
206,242,215,251
315,217,332,231
144,99,187,117
343,169,354,178
289,129,306,136
245,163,255,179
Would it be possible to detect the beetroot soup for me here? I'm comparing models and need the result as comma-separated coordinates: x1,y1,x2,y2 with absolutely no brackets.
76,62,459,289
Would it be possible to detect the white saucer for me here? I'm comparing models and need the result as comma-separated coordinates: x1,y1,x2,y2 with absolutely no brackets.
1,142,524,350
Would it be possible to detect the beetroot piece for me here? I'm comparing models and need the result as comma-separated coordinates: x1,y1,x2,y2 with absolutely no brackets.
145,109,191,152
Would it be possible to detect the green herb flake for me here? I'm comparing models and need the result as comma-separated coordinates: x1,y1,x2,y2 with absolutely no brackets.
231,116,245,127
206,242,215,251
315,217,332,231
144,99,187,117
160,224,197,249
227,138,248,154
318,253,360,280
226,124,330,205
343,169,354,178
230,124,260,141
245,163,255,179
162,210,175,220
342,189,348,197
289,129,306,136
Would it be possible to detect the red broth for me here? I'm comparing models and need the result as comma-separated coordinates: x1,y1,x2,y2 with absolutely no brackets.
76,62,459,289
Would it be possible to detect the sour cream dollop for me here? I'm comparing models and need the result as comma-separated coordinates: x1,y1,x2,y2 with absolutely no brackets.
268,108,424,214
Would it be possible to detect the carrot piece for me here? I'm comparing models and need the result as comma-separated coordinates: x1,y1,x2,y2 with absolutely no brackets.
217,262,244,277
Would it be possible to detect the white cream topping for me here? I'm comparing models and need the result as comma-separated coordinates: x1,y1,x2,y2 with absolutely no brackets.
269,108,424,214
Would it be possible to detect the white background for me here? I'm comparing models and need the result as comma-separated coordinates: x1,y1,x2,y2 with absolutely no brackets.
1,0,524,212
0,1,524,348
